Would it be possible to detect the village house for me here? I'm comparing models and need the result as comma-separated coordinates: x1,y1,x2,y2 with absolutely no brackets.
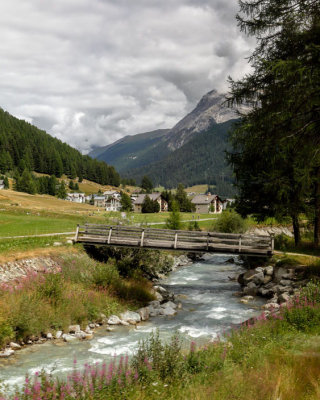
133,193,168,213
0,180,4,190
66,192,86,203
103,190,120,199
105,195,121,212
93,195,106,208
191,194,223,214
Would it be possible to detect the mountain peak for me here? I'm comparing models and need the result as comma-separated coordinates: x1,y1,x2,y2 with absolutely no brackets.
166,89,237,151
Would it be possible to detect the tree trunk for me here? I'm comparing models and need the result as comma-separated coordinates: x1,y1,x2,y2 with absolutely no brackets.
292,214,301,247
314,167,320,247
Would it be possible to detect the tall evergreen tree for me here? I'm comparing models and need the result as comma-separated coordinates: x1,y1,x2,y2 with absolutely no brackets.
228,0,320,246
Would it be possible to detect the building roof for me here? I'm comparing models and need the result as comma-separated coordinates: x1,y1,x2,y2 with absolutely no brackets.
134,193,162,205
191,194,218,205
103,190,119,196
94,196,106,201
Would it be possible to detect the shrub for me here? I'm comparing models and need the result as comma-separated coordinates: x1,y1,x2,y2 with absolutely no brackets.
211,211,248,233
166,201,182,230
274,233,292,251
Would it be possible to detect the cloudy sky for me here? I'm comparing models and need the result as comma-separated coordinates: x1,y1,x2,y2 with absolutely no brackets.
0,0,254,153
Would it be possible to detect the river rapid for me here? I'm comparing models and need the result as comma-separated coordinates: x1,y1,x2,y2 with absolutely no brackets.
0,254,264,391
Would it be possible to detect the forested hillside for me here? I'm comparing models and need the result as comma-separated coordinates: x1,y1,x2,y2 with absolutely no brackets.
0,108,120,186
125,120,237,197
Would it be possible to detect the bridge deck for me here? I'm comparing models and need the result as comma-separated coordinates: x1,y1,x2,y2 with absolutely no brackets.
74,224,274,256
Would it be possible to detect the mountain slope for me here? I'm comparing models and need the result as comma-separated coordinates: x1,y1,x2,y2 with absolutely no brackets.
89,129,170,173
89,90,240,173
0,108,120,186
124,120,237,196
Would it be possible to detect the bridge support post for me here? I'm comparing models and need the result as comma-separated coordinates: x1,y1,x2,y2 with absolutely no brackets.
270,233,275,253
74,224,79,243
140,229,145,247
174,232,178,249
239,235,242,253
107,227,113,244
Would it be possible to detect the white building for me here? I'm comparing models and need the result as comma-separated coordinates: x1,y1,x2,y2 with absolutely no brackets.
105,195,121,212
0,180,4,190
66,193,86,203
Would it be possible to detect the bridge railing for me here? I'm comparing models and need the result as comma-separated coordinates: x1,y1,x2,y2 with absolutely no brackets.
74,224,274,256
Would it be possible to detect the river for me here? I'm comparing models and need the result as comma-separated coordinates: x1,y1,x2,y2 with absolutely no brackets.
0,254,264,391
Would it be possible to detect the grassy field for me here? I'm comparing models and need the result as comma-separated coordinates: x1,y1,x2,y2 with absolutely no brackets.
0,190,217,258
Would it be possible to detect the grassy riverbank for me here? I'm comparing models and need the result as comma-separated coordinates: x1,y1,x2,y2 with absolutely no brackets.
3,279,320,400
0,251,156,349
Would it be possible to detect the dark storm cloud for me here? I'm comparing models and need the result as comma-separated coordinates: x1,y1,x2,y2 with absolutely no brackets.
0,0,254,153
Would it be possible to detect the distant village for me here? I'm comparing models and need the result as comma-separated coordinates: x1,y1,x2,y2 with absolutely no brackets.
65,189,235,214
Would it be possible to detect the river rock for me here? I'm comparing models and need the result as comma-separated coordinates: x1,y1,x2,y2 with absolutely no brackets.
274,267,287,283
263,275,273,284
9,342,21,350
265,266,274,276
46,333,53,340
120,320,130,326
154,285,167,294
107,315,122,325
55,331,63,339
253,271,265,285
0,349,14,358
62,334,77,342
138,307,150,321
263,302,280,311
161,301,177,309
68,325,81,334
255,267,265,273
280,279,292,286
149,300,160,308
89,323,95,329
85,333,94,340
243,281,258,295
120,311,141,324
159,307,176,316
278,293,291,304
75,331,87,340
155,292,163,302
149,306,161,317
85,327,93,334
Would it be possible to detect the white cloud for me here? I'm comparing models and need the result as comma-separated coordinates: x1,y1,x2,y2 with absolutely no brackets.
0,0,254,153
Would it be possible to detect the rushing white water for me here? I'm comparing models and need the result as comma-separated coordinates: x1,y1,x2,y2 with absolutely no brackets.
0,254,264,391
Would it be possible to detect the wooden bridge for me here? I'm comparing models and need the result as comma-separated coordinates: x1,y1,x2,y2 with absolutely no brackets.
74,224,274,256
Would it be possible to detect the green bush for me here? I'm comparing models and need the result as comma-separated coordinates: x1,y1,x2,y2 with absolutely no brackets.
274,233,292,251
211,211,248,233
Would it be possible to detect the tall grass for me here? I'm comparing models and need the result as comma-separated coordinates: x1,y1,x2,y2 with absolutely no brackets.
0,253,154,348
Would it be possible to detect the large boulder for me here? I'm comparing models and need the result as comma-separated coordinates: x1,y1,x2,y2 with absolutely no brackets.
159,307,176,316
68,325,81,334
107,315,122,325
138,307,150,321
161,301,177,309
278,293,291,304
9,342,21,350
120,311,141,324
265,265,274,276
0,349,14,358
243,281,258,295
62,334,77,342
242,270,265,286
